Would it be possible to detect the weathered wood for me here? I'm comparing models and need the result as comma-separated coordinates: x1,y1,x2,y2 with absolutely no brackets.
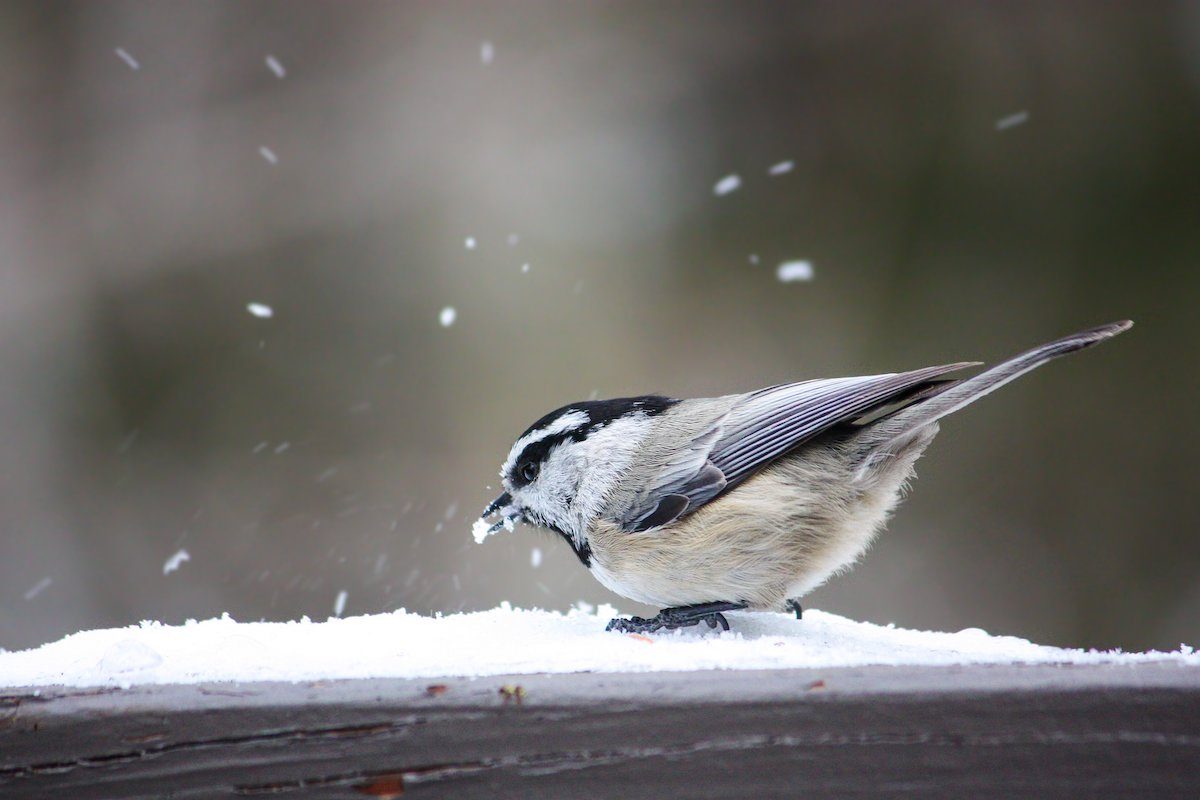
2,663,1198,798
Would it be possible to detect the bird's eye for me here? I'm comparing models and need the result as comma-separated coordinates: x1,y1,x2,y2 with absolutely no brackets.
521,462,539,483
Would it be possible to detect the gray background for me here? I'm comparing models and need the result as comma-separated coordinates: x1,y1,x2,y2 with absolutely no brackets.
1,1,1197,652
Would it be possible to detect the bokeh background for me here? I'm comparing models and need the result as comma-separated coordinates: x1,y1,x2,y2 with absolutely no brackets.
2,1,1198,653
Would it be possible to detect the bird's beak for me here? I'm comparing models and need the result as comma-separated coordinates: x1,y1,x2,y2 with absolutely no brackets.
482,491,512,517
480,491,522,534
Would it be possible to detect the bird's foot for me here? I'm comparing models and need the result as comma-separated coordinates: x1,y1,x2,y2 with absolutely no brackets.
785,599,803,620
606,601,747,634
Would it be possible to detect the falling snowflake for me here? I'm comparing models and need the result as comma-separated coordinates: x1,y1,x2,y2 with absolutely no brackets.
265,54,286,78
713,174,742,196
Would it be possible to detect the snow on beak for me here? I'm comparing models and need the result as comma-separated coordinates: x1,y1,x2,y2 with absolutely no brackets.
473,492,522,543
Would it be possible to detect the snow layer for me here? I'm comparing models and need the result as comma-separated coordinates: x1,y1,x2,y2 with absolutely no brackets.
1,605,1194,689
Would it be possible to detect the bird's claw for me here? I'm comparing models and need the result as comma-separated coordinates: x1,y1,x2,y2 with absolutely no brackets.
606,602,743,634
785,599,803,620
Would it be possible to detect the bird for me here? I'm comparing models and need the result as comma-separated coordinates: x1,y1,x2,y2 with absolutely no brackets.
477,321,1132,634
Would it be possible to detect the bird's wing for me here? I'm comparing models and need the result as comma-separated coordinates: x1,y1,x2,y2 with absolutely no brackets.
616,362,975,532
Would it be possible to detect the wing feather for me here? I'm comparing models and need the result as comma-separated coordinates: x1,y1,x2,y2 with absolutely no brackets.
613,362,975,532
711,363,974,487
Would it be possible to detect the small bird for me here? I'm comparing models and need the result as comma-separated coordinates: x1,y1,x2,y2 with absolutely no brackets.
478,322,1131,634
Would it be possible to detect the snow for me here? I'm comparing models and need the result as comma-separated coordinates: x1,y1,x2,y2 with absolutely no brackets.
521,263,530,273
259,146,279,165
23,578,51,601
776,260,815,282
265,54,286,78
162,550,190,576
246,302,273,318
480,41,495,65
464,236,476,250
530,547,543,568
713,174,742,196
333,590,348,618
507,233,519,246
0,605,1194,689
438,306,457,327
472,514,515,544
114,47,140,70
472,517,493,543
995,110,1030,131
768,160,794,176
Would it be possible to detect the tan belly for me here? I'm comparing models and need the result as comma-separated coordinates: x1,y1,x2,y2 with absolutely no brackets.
586,429,933,610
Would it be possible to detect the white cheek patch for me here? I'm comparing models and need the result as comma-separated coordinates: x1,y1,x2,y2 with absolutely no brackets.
568,416,651,521
522,415,653,541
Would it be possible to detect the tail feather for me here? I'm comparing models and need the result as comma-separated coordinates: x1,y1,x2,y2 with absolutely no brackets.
852,320,1132,467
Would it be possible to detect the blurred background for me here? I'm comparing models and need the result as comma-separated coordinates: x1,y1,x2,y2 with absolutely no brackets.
1,1,1198,653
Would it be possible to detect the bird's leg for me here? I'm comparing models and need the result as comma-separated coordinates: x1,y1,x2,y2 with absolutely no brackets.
784,599,803,619
606,601,747,634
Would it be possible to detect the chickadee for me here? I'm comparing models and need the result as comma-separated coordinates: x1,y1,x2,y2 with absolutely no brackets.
478,321,1131,634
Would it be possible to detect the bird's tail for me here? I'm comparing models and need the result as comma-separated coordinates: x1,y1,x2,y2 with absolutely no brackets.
851,320,1132,476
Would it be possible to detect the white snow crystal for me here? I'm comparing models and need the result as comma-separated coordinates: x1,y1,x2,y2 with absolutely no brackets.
114,47,140,70
507,233,519,246
23,577,52,601
713,173,742,196
333,590,348,618
97,639,163,675
265,54,286,78
480,41,495,65
246,302,273,318
748,254,760,265
162,549,190,575
530,547,543,568
776,260,815,282
995,110,1030,131
438,306,457,327
521,263,530,274
472,517,494,544
768,160,794,176
259,146,278,165
274,442,290,454
1,607,1194,688
472,514,515,544
464,236,476,250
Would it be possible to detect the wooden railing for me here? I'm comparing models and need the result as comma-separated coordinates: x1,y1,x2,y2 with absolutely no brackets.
2,663,1198,798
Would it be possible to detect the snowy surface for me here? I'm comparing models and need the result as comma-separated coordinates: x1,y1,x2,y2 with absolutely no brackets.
1,605,1194,689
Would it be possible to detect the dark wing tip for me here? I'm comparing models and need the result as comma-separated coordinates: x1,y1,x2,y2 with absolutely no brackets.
629,494,689,532
1043,320,1134,357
